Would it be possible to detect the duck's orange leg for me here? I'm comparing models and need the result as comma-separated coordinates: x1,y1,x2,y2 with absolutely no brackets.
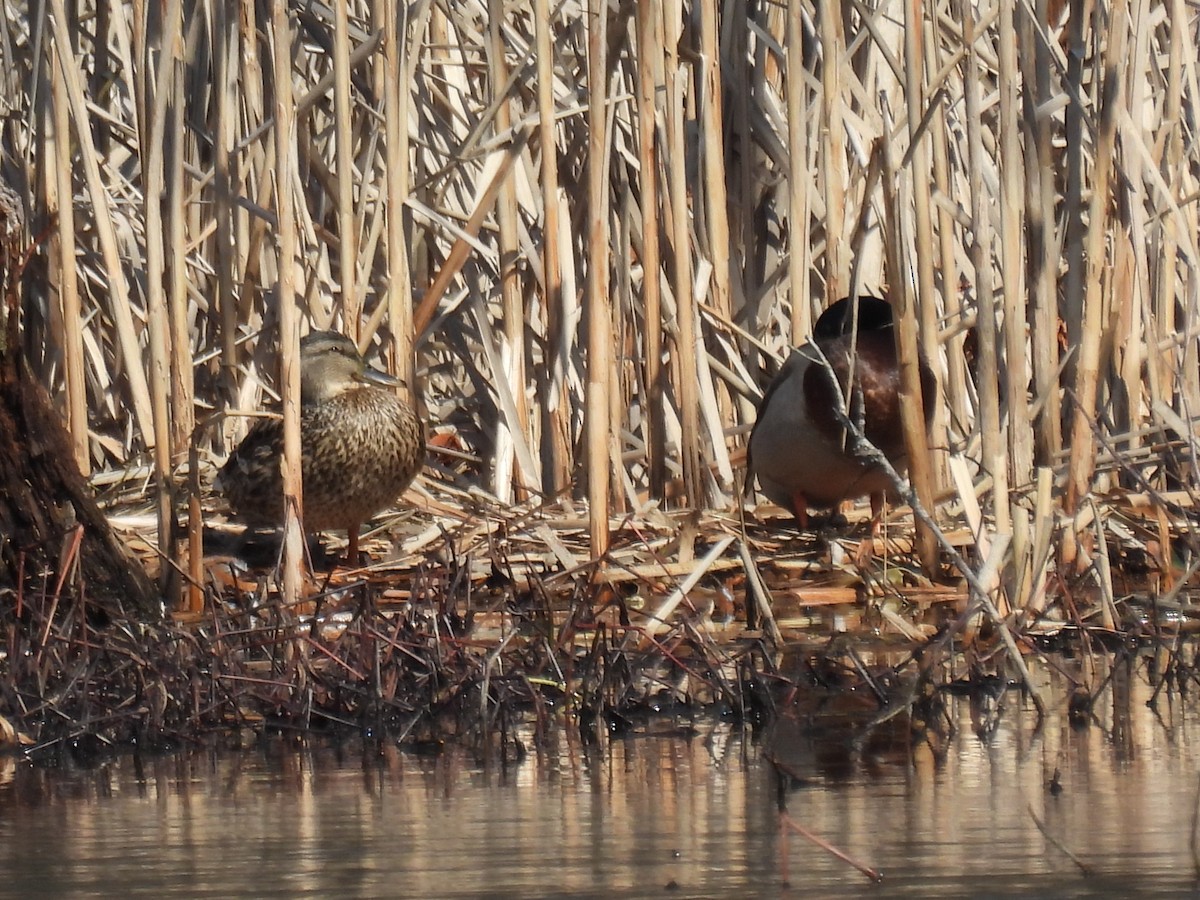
791,493,810,529
869,492,886,535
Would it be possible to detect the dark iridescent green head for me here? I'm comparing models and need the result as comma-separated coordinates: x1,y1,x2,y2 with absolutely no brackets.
811,296,895,342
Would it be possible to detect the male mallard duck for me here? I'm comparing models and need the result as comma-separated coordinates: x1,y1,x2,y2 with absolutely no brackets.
218,330,425,559
747,296,934,529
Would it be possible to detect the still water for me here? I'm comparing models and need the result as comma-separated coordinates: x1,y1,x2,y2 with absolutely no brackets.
1,661,1198,898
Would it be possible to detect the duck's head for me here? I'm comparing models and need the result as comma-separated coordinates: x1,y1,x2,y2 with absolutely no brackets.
811,295,896,341
300,331,400,404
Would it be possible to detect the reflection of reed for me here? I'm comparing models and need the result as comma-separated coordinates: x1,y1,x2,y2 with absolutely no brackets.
2,668,1199,894
764,654,1200,887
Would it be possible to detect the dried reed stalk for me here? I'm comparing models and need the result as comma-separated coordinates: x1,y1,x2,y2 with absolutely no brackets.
1022,0,1062,466
635,2,666,500
333,0,359,335
959,0,1010,556
1065,0,1128,567
898,0,938,574
141,0,183,599
665,1,704,508
46,0,156,445
818,0,848,302
997,0,1032,491
272,0,304,604
381,0,415,394
533,0,570,498
698,0,733,456
47,42,87,473
585,0,612,558
785,0,811,347
487,0,532,503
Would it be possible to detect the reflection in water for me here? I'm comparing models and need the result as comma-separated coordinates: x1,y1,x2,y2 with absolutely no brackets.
1,660,1198,898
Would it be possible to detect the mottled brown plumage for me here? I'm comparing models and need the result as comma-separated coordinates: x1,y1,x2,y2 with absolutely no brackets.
218,331,425,556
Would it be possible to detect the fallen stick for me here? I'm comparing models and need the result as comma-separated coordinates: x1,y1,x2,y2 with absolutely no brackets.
781,812,884,884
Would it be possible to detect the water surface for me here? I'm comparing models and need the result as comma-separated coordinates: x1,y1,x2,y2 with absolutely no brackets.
1,660,1198,897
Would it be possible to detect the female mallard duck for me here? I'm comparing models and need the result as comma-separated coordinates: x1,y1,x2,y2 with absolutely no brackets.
218,330,425,559
747,296,934,529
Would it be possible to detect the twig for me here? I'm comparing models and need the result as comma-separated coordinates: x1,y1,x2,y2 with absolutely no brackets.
781,812,884,883
1027,803,1093,877
808,342,1046,716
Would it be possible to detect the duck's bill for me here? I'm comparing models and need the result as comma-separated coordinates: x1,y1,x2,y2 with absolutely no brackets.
361,366,402,387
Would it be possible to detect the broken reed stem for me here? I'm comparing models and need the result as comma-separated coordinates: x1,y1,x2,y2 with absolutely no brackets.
411,126,531,336
637,535,734,645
